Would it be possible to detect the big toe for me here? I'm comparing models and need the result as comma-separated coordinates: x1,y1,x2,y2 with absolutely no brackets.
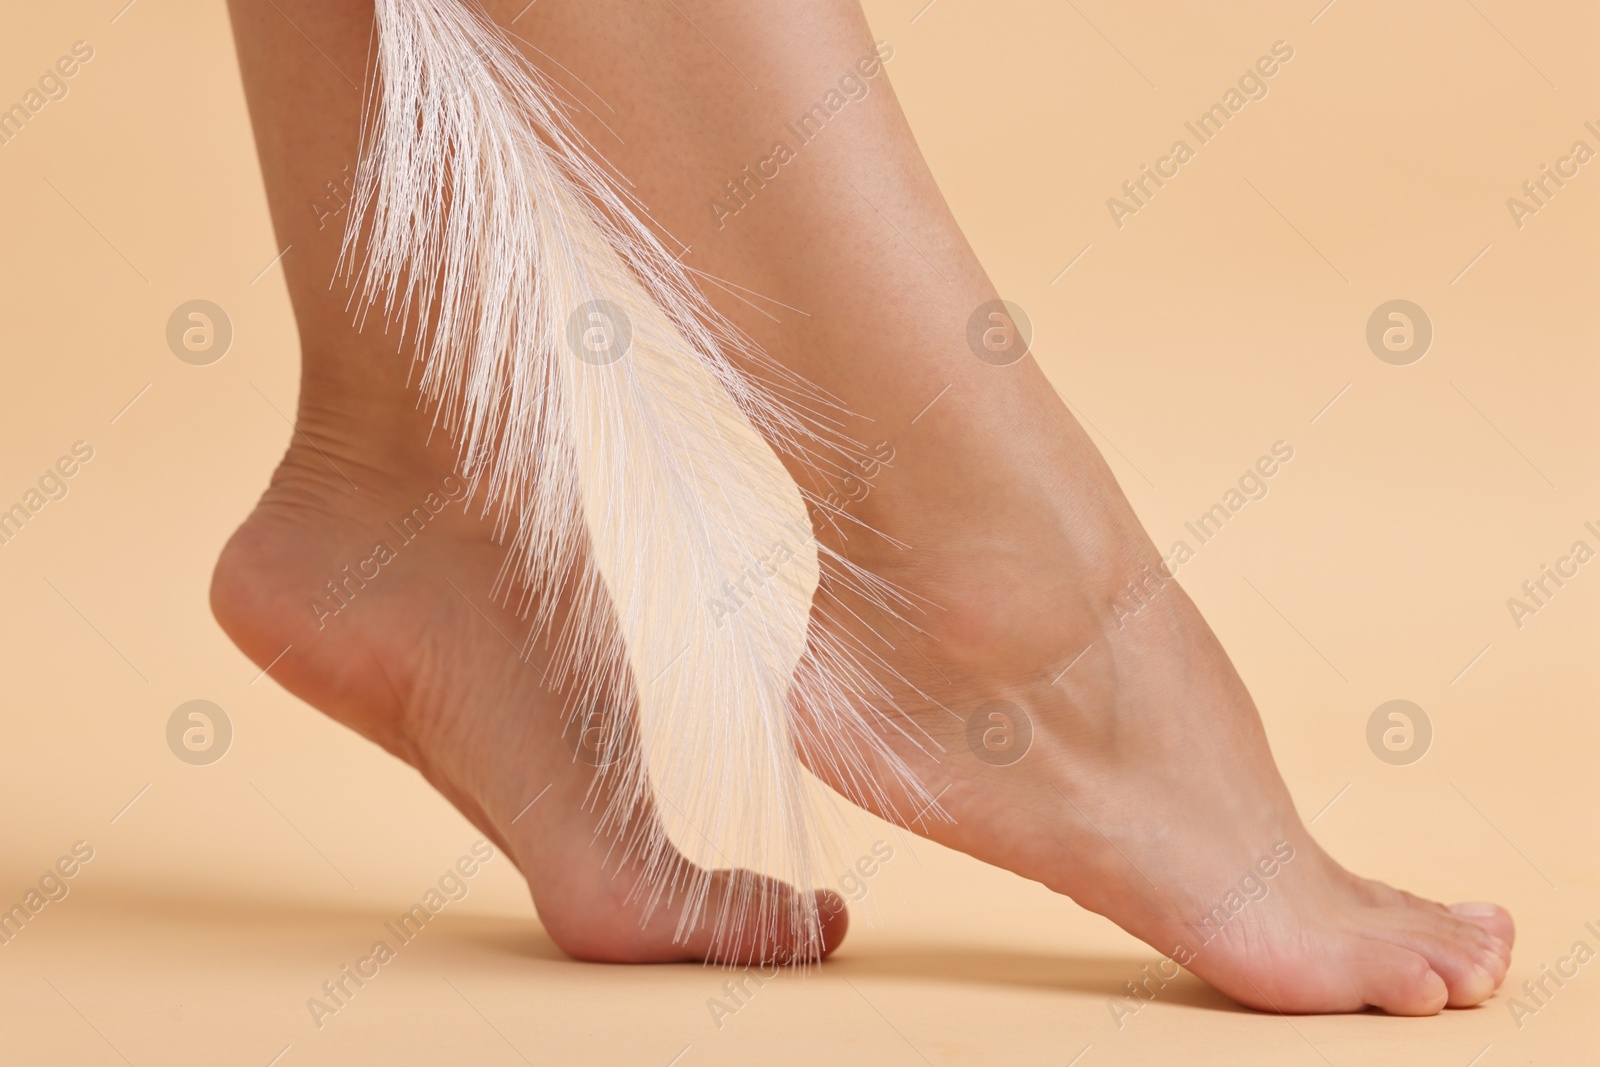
1375,908,1503,1007
547,865,847,967
1448,901,1516,960
680,870,849,966
1352,941,1450,1016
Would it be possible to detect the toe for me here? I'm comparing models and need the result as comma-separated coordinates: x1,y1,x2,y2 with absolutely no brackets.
539,861,847,966
1376,918,1500,1007
1361,888,1511,1000
675,869,849,966
1421,901,1511,990
1352,941,1449,1016
1449,901,1516,958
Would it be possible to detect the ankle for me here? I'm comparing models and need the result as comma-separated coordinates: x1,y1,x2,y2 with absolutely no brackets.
813,415,1171,677
277,351,464,507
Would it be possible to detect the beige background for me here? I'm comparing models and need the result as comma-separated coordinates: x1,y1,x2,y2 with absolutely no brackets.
1,0,1595,1063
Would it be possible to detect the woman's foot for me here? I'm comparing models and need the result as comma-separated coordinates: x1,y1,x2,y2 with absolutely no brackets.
210,394,846,966
793,372,1512,1014
221,0,844,964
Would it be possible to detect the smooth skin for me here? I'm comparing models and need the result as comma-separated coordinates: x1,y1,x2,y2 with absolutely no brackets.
217,0,1512,1011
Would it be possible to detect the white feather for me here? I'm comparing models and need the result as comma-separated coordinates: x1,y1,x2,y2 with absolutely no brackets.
341,0,938,958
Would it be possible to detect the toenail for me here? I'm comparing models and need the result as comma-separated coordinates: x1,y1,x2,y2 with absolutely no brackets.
1448,902,1500,918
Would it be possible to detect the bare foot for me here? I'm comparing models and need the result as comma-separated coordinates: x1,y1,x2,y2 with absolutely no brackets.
210,395,846,966
794,377,1512,1014
219,0,853,968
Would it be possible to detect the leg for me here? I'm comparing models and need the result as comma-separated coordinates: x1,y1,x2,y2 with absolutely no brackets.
214,0,847,964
